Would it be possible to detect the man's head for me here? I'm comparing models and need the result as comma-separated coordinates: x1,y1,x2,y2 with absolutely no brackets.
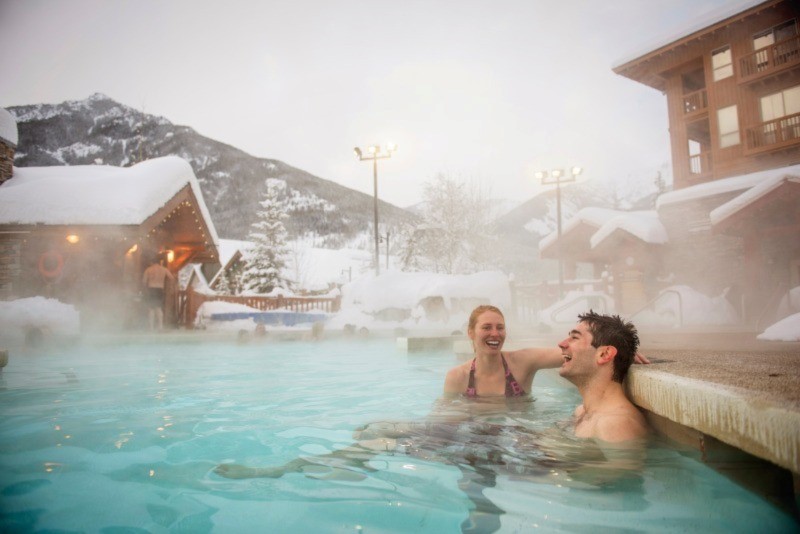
558,310,639,384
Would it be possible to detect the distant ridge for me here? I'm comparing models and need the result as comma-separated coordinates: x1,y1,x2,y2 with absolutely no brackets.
8,93,417,245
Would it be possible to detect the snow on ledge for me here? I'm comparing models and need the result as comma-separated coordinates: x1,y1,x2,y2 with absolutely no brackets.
0,107,17,146
711,174,800,226
656,164,800,209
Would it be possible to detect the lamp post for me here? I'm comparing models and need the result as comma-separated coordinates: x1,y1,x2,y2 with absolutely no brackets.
354,143,397,276
534,166,583,299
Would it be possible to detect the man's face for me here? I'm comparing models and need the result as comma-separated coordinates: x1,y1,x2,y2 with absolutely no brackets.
557,321,600,381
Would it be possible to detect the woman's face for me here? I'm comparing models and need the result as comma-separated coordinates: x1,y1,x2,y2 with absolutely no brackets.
468,310,506,353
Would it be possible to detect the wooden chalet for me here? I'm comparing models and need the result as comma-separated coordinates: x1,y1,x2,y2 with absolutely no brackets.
537,1,800,325
607,0,800,324
0,114,220,329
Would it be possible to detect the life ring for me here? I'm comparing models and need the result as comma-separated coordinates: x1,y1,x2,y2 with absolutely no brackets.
38,250,64,279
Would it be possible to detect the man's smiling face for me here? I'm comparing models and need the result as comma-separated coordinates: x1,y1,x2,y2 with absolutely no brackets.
557,321,599,381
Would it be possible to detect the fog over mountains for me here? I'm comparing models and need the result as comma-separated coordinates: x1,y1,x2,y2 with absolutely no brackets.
7,94,669,279
8,94,416,246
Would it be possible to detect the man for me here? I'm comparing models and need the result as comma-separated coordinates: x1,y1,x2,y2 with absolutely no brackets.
141,255,175,331
558,310,649,443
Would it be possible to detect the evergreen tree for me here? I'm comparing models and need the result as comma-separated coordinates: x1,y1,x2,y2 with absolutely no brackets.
241,179,290,294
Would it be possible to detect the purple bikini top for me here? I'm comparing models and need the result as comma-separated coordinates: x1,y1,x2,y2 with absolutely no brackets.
465,353,525,397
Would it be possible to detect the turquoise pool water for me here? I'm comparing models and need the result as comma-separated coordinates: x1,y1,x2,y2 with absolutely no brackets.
0,338,796,533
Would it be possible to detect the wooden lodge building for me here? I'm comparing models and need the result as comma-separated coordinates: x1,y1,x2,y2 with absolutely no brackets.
0,109,220,329
543,0,800,328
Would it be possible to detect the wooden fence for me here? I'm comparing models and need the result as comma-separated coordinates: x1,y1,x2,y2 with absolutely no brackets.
179,286,341,328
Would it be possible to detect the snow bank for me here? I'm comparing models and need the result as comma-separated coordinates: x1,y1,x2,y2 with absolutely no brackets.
0,297,80,339
633,285,739,327
341,270,511,313
194,300,260,330
758,313,800,342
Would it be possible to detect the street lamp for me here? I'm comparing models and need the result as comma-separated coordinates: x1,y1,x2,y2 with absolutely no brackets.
354,143,397,275
534,166,583,298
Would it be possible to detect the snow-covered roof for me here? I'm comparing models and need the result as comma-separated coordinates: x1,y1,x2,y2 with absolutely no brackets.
656,164,800,209
186,264,212,292
0,107,18,146
208,238,254,287
217,238,254,266
590,210,668,249
711,172,800,226
0,156,218,245
612,0,768,68
538,207,621,252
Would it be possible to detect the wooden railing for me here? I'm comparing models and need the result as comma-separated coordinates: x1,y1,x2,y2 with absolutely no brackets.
745,112,800,154
179,286,341,328
739,35,800,83
682,88,707,115
688,152,712,177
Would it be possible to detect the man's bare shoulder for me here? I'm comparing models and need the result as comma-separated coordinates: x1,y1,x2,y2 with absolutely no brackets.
592,410,649,444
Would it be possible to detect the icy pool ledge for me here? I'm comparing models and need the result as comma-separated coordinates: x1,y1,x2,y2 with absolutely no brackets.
627,369,800,473
627,357,800,474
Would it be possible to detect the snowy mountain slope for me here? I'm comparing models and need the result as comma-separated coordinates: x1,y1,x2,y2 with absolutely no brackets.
8,94,416,244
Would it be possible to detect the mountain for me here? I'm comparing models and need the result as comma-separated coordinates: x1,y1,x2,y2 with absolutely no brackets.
8,94,416,245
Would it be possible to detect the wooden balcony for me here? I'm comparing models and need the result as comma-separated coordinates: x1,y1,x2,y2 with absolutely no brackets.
745,112,800,155
738,35,800,84
688,152,713,179
682,88,708,117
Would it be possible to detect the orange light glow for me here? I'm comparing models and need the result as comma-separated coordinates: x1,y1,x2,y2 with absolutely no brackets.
66,234,80,244
127,244,138,255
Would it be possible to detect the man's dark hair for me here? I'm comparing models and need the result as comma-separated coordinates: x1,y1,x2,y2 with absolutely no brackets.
577,310,640,383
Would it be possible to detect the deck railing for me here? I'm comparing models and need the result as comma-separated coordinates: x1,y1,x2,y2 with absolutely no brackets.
179,287,341,328
745,112,800,154
682,88,707,115
738,35,800,83
688,151,712,177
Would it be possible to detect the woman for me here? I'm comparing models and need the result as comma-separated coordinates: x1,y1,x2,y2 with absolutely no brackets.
444,305,648,399
443,305,563,398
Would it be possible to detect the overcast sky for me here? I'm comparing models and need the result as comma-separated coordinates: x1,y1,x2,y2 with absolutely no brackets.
1,0,735,207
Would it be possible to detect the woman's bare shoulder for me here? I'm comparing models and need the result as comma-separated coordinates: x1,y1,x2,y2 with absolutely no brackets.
443,361,470,393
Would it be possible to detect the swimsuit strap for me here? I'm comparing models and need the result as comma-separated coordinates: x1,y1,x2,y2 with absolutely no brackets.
465,358,477,397
465,354,526,398
502,354,525,397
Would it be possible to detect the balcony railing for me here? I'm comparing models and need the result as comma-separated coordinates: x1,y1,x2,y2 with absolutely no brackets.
688,152,712,177
682,88,708,116
739,35,800,83
745,112,800,154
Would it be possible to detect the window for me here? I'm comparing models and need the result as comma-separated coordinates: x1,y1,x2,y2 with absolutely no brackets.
717,105,740,148
753,20,797,70
754,20,797,50
760,85,800,121
712,46,733,81
760,85,800,143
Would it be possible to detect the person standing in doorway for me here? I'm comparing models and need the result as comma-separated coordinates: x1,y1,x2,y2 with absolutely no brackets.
141,255,175,331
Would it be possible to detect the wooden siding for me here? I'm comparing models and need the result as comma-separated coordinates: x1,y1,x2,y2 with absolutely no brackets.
618,0,800,190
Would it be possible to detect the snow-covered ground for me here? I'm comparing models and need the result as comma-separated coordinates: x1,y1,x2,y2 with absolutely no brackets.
1,272,798,343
